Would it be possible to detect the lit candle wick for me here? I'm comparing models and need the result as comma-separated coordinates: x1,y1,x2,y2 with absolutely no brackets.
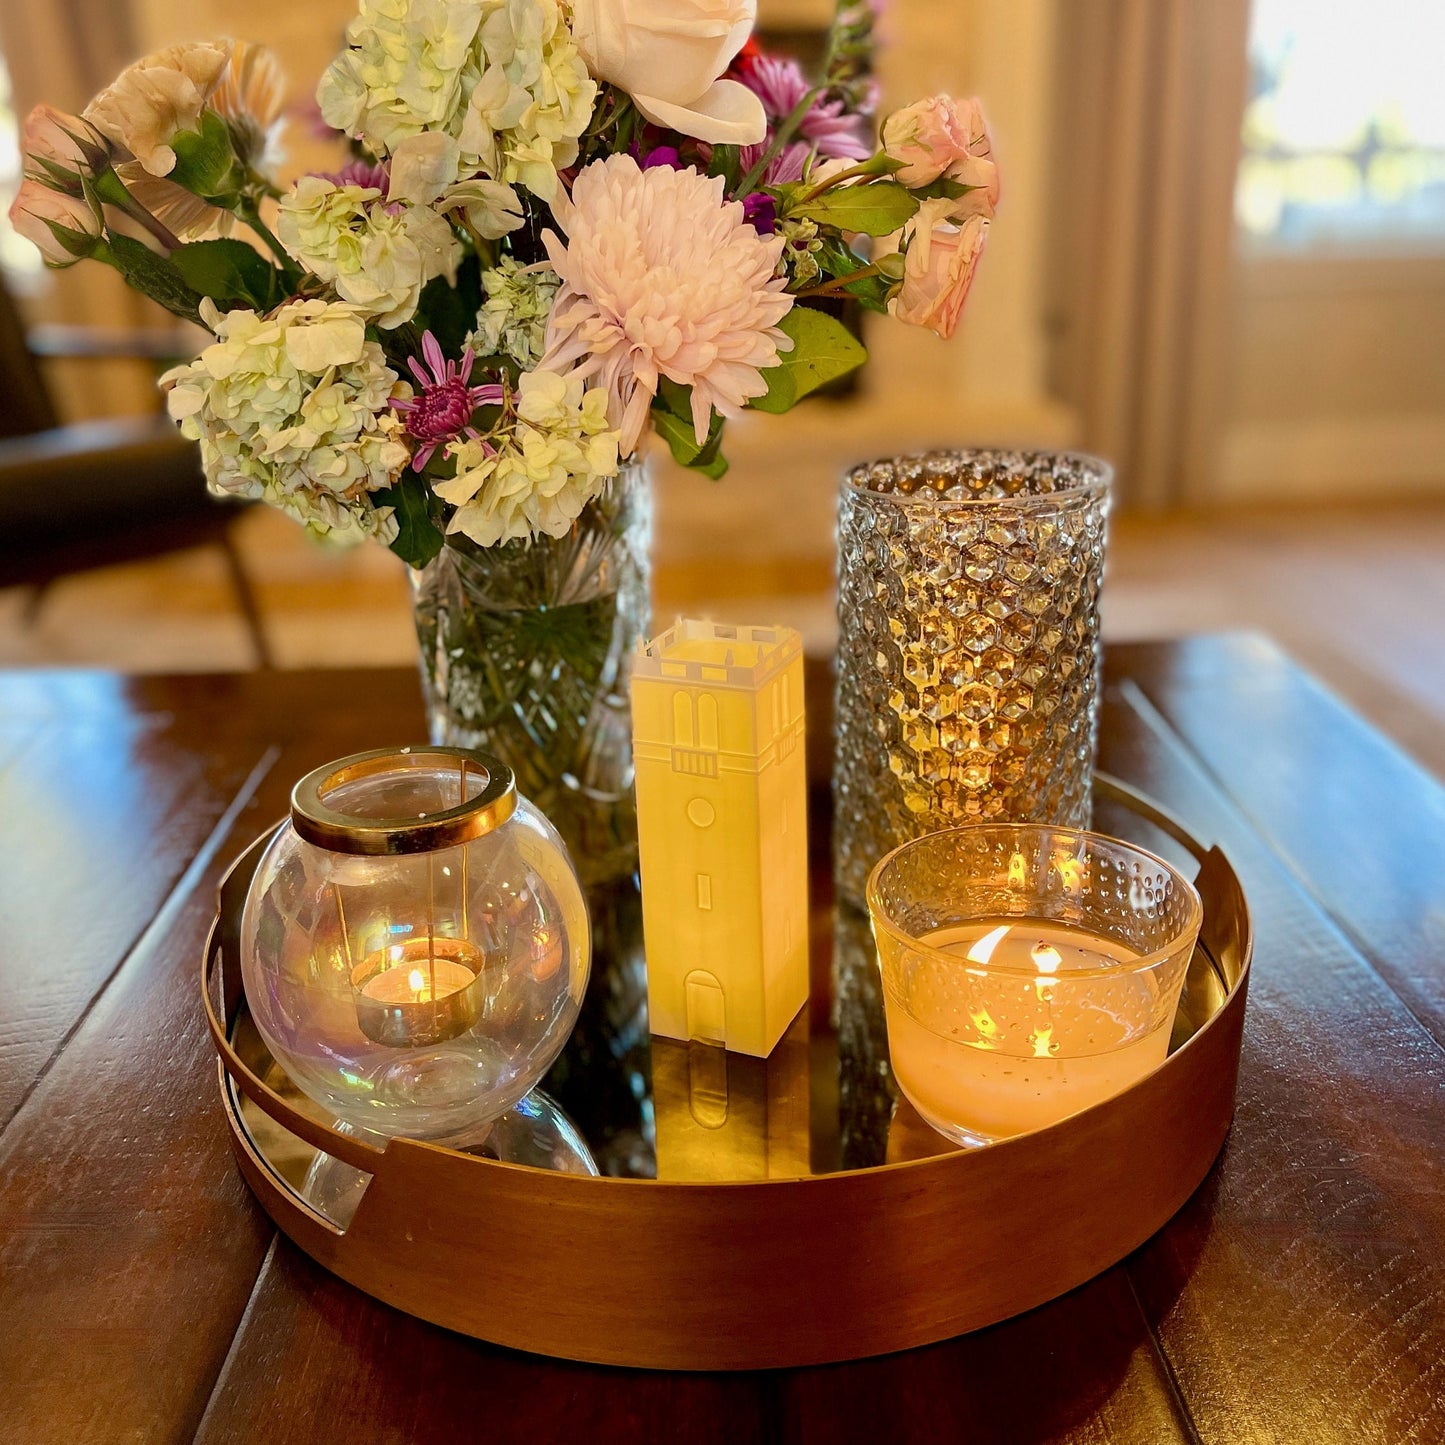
407,967,427,997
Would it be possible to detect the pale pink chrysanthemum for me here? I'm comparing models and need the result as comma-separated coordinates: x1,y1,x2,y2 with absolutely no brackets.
540,155,794,456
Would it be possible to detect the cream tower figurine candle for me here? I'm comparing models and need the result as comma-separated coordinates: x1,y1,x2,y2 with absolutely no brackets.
631,621,809,1057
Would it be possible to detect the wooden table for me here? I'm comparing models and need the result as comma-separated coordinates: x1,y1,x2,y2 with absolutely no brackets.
2,634,1442,1444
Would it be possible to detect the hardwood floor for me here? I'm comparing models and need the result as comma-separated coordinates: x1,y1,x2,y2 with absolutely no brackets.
4,495,1443,779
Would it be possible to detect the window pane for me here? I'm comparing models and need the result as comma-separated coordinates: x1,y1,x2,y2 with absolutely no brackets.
0,54,45,286
1236,0,1445,251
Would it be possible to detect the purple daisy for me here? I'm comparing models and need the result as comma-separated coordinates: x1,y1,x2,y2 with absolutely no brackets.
738,139,811,189
741,56,872,162
319,158,392,193
391,333,504,472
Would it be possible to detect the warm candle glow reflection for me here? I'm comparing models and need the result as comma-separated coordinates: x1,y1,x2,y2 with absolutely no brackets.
351,937,486,1047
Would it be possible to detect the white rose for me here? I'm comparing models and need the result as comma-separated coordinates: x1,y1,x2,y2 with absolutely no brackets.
569,0,766,146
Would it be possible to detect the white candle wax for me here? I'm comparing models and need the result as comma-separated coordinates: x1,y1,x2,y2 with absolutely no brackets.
360,954,477,1005
885,919,1171,1145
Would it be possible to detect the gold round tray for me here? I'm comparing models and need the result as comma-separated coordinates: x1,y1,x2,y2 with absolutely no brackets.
203,776,1251,1371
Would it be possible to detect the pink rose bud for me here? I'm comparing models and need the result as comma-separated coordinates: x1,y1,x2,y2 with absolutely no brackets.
22,104,112,188
884,95,999,218
8,177,103,267
891,202,989,341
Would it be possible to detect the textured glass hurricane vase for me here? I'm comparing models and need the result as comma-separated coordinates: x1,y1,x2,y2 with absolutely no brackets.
411,464,651,885
833,450,1111,908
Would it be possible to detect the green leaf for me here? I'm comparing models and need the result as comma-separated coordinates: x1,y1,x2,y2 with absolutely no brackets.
692,450,729,481
652,381,728,478
100,234,205,325
750,306,867,414
791,179,920,237
171,239,283,311
377,472,447,569
168,111,240,201
415,253,481,357
915,177,987,204
842,271,896,315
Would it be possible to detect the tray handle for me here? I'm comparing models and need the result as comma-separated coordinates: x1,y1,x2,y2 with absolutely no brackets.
201,828,386,1174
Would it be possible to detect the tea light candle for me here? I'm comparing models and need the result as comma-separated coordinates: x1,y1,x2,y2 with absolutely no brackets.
884,919,1167,1145
351,937,486,1049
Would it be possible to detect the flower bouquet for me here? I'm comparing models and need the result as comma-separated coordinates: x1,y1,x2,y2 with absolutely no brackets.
11,0,997,879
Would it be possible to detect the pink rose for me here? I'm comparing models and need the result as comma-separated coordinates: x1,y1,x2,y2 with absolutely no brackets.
883,95,999,217
23,105,112,184
891,201,988,340
8,178,103,267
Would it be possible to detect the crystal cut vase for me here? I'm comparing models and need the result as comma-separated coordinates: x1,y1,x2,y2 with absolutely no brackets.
833,449,1111,908
411,464,651,885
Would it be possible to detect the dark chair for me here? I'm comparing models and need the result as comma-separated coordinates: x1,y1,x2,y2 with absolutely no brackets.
0,276,271,666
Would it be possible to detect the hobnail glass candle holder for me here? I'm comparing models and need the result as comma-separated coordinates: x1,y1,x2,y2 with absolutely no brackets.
868,824,1202,1147
834,449,1111,907
240,747,590,1143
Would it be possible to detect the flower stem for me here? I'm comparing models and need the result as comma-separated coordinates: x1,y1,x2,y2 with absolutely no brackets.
239,198,294,272
733,87,824,199
793,157,885,206
795,261,884,298
91,168,182,251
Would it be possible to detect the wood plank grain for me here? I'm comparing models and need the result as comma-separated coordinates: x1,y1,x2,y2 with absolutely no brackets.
777,1270,1193,1445
1118,632,1445,1044
10,646,1445,1445
0,672,424,1445
196,1242,777,1445
195,1229,1190,1445
1095,657,1445,1445
0,674,257,1130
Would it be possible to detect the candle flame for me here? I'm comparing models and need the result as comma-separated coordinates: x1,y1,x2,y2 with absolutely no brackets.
408,968,427,996
1032,943,1062,1001
966,924,1011,966
1031,943,1062,974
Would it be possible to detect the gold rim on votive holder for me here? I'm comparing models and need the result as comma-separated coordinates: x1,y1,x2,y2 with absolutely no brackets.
291,746,517,856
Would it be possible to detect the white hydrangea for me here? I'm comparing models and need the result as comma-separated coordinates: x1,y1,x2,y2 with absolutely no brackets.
466,256,559,368
458,0,596,201
277,175,461,329
318,0,596,203
435,367,619,545
317,0,482,155
162,299,410,542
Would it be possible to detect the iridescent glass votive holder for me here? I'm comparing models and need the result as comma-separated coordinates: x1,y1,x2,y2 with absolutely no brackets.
867,824,1202,1148
239,747,591,1142
834,449,1111,907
